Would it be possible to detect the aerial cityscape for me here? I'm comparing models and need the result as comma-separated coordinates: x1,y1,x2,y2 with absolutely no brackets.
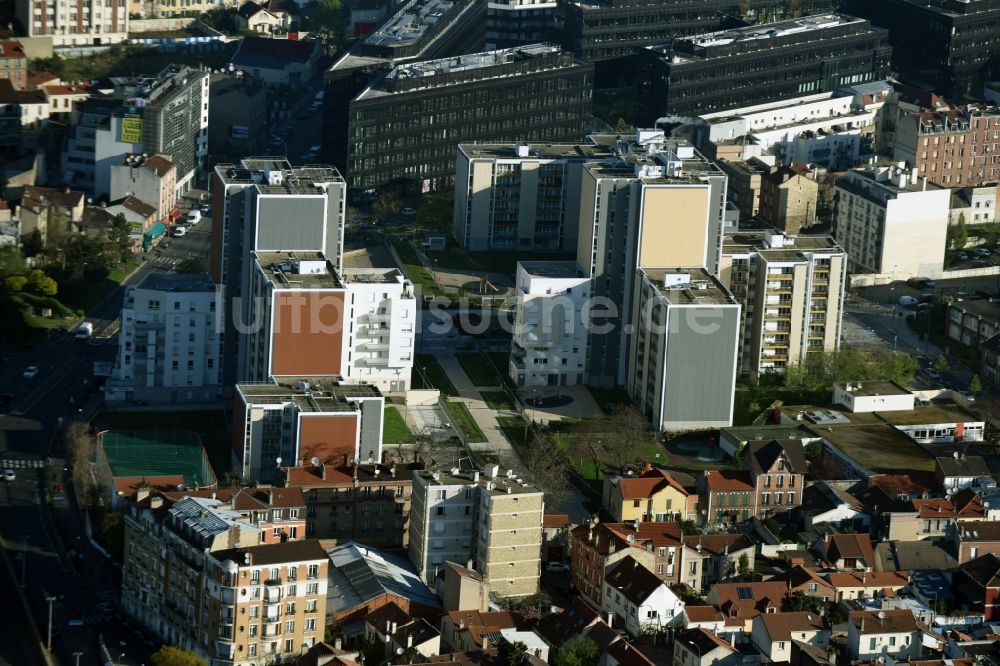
0,0,999,664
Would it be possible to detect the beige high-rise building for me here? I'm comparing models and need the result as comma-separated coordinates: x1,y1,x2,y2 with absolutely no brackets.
719,229,847,376
409,467,543,598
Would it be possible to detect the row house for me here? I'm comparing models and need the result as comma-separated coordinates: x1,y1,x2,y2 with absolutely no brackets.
846,610,937,662
826,571,910,602
947,300,1000,349
815,532,876,571
948,520,1000,564
895,104,1000,188
884,490,985,542
705,581,790,637
281,462,414,548
681,534,756,593
162,487,307,544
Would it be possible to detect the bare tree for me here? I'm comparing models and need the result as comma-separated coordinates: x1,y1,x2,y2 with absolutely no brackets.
571,429,605,480
65,421,96,506
606,404,649,472
521,431,570,507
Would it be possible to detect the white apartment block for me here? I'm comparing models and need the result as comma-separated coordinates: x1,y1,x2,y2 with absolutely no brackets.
833,164,951,280
16,0,129,46
720,230,847,376
342,268,416,393
108,272,220,403
509,261,590,387
409,467,543,598
627,268,741,432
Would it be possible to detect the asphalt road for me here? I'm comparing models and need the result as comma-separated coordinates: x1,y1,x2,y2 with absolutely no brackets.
0,204,214,666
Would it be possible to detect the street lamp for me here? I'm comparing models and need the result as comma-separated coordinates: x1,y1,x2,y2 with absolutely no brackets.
73,651,83,666
46,595,56,651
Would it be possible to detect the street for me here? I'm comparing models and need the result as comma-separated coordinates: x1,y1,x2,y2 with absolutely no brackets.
0,197,214,666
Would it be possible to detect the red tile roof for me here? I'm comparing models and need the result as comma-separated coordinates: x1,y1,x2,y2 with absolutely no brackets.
682,534,754,556
711,582,790,622
826,571,909,590
571,521,682,558
617,467,689,499
704,470,754,492
684,605,726,623
113,475,185,498
0,39,25,59
759,611,825,641
543,514,571,528
823,533,875,565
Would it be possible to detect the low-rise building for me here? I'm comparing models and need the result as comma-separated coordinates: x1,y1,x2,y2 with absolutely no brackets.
947,301,1000,349
758,165,820,234
673,628,740,666
751,612,828,663
827,571,910,602
0,40,26,90
281,462,413,547
603,556,684,638
743,438,806,519
949,521,1000,564
230,37,321,86
846,610,932,662
894,104,1000,188
954,553,1000,622
936,455,992,492
680,534,756,593
799,480,867,531
705,581,790,635
541,514,571,564
110,154,177,222
817,533,876,571
440,610,520,653
17,184,84,243
603,466,690,523
698,471,754,526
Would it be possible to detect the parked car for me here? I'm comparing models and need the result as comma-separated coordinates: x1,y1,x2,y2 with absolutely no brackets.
402,207,417,216
960,390,976,402
186,210,201,224
925,367,942,380
2,470,15,481
172,226,187,238
22,366,38,379
546,561,570,573
199,203,211,215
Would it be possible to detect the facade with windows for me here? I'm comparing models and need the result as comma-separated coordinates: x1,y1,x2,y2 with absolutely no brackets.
487,0,557,47
346,44,593,193
110,272,221,404
15,0,129,45
637,14,891,121
894,105,1000,188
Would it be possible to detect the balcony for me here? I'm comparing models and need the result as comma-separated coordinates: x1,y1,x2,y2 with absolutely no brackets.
362,356,389,367
365,340,390,351
368,312,392,323
264,585,282,602
263,622,280,638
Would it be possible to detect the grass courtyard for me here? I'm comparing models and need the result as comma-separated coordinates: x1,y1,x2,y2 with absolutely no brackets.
445,401,488,443
382,406,415,444
415,354,458,396
456,352,500,387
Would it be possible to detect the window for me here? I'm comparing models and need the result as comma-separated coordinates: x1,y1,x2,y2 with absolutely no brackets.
249,624,258,637
633,500,641,508
304,618,317,631
306,583,318,595
307,564,318,579
889,637,896,647
248,644,257,657
285,620,294,634
284,639,294,653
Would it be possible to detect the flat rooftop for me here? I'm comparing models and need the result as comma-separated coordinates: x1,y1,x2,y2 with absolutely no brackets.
459,140,613,161
238,377,382,412
416,468,542,496
135,272,215,293
809,423,937,474
388,43,562,81
836,381,910,397
641,267,736,306
520,261,584,278
724,232,844,256
214,159,343,194
342,267,411,285
255,252,343,290
784,402,981,428
99,430,215,488
365,0,457,50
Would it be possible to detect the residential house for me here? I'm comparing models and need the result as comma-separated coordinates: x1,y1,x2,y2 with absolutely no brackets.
0,79,48,148
706,581,790,635
499,629,549,663
537,599,601,648
0,40,27,90
885,491,985,542
887,541,960,572
105,195,158,248
282,463,413,548
681,534,756,593
681,605,726,632
542,514,571,564
936,455,991,492
751,612,828,663
604,466,691,523
18,184,84,242
799,480,867,530
981,334,1000,386
230,37,320,86
774,565,836,602
846,610,933,662
817,533,875,571
109,153,177,222
673,628,740,666
827,571,910,601
436,561,488,613
569,521,681,606
954,553,1000,622
743,439,806,518
235,0,287,33
440,611,519,653
387,619,441,661
698,471,755,526
758,164,820,234
539,599,657,665
603,556,684,638
949,521,1000,564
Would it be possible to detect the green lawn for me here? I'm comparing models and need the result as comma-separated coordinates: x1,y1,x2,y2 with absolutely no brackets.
456,352,500,387
480,391,515,411
415,354,458,396
496,415,528,449
391,239,445,298
732,384,830,426
487,351,511,377
382,406,414,444
92,410,230,479
445,401,487,443
108,257,143,284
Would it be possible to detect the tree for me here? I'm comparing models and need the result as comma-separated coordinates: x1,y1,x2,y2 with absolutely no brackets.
35,275,58,296
4,275,27,293
0,245,25,276
737,552,751,577
968,374,982,396
415,194,452,233
933,355,950,374
521,430,571,508
508,641,530,666
26,269,45,291
605,404,648,472
106,213,132,265
359,638,385,666
553,635,599,666
21,229,43,258
950,213,969,251
782,590,830,616
680,519,699,536
174,257,206,274
65,421,96,507
571,429,605,479
372,190,401,221
150,646,208,666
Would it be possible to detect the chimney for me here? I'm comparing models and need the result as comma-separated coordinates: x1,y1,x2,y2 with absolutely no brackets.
391,621,397,634
482,635,490,650
150,496,163,509
607,613,613,628
136,487,150,502
334,637,342,651
467,559,474,570
407,634,414,649
321,465,326,481
211,491,217,501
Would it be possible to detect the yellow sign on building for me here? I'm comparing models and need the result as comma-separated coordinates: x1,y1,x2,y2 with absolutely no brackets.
121,116,143,144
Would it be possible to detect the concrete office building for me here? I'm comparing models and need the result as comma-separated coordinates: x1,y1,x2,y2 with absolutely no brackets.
210,159,346,387
637,14,891,121
627,268,740,431
720,230,847,376
843,0,1000,97
323,0,486,175
509,261,590,387
487,0,556,47
119,66,209,193
576,133,728,387
61,98,143,198
346,44,593,193
409,467,544,597
107,272,221,403
558,0,837,84
894,105,1000,188
833,164,951,280
233,377,385,482
109,153,177,221
454,139,614,251
16,0,128,46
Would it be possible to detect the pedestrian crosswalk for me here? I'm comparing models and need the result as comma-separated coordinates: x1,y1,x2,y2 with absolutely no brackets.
0,458,44,469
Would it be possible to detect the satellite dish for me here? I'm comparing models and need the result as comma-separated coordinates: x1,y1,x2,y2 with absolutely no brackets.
310,456,320,466
244,553,250,564
878,611,886,621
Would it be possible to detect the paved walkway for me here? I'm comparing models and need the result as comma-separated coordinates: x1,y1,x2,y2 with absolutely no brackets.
437,353,590,522
515,385,604,423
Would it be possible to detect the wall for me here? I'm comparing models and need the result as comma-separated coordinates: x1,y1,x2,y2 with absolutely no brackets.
270,291,345,376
